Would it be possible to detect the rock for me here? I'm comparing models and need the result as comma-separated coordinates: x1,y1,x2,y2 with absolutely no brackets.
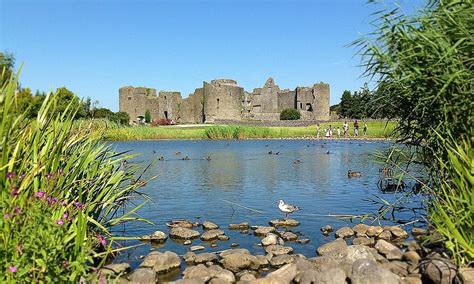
167,220,196,228
183,264,212,282
255,255,269,267
184,240,192,245
100,263,131,275
280,231,298,241
219,248,250,258
401,276,422,284
219,252,259,272
351,259,400,284
254,226,276,236
460,267,474,284
228,222,249,230
128,268,157,283
403,251,421,264
375,240,403,260
382,261,409,277
239,272,256,281
366,226,383,237
240,230,249,234
402,240,421,252
411,227,427,237
170,227,200,240
386,226,408,239
353,236,375,246
141,231,168,243
378,230,392,241
295,238,310,244
203,221,219,230
173,279,203,284
265,245,293,256
346,245,377,263
183,252,196,263
190,245,205,252
194,252,217,264
209,279,231,284
320,225,334,235
352,223,370,236
208,265,235,282
269,254,294,267
297,267,346,284
265,263,298,283
335,227,355,238
421,256,457,284
368,247,387,263
316,238,347,256
211,243,218,248
261,234,278,246
139,251,181,274
269,219,300,227
218,235,230,241
231,243,239,248
201,229,225,241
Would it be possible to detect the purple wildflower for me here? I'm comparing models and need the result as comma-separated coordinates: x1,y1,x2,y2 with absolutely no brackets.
10,187,19,197
96,234,107,247
73,201,84,210
61,199,67,206
4,213,10,220
58,168,65,176
63,213,69,219
35,191,46,199
47,196,57,205
14,206,21,214
19,173,25,179
9,266,17,273
6,172,15,179
56,219,64,226
45,172,53,179
17,243,22,255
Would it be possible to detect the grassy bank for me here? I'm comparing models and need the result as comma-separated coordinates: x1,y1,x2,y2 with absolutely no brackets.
103,121,397,140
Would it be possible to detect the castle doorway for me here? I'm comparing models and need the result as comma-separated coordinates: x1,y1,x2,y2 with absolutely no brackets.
164,111,168,120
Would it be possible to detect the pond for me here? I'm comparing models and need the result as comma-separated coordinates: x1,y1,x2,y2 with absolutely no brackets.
110,139,424,278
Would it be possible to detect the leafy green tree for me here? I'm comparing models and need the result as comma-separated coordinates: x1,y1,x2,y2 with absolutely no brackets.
338,90,352,118
280,108,301,120
93,107,114,119
111,112,130,125
0,52,15,86
144,109,151,123
53,87,84,119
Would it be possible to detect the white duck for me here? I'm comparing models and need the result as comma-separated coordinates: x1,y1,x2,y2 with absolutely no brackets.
277,200,301,219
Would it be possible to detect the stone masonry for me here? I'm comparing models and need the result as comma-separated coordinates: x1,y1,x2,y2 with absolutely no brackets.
119,77,330,124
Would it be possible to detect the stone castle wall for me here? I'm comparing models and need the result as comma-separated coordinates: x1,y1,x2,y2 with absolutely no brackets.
119,77,330,124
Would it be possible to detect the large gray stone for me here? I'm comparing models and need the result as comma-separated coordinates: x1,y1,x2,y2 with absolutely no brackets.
228,222,249,230
269,254,295,267
352,223,370,236
219,252,260,272
170,227,200,240
202,221,219,230
316,238,347,256
265,245,293,256
261,234,278,246
100,262,131,276
139,251,181,274
128,268,157,283
219,248,250,258
263,263,298,283
421,256,457,284
280,231,298,241
365,226,383,237
375,240,403,260
141,230,168,243
351,259,400,284
200,229,225,241
254,226,276,236
269,219,300,227
183,264,212,282
336,227,355,238
194,252,218,264
297,267,346,284
353,236,375,246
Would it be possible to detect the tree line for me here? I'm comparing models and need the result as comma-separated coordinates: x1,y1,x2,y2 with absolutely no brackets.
1,52,129,125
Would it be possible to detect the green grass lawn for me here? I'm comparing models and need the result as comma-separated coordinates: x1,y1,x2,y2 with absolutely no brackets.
103,121,397,141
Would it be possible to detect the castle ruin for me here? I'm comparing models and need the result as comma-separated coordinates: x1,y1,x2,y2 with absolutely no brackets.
119,78,330,124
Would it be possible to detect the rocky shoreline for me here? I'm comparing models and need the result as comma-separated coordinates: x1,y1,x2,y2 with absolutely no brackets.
97,219,473,284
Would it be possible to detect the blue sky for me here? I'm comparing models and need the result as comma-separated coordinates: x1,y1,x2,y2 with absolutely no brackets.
1,0,424,111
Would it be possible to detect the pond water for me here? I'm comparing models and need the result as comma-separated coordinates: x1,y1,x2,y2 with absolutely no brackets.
110,139,424,278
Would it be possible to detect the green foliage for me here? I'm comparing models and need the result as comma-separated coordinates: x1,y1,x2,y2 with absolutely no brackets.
354,0,473,165
111,112,130,126
430,137,473,265
0,52,15,86
205,126,272,139
144,109,151,123
0,73,147,282
93,107,114,119
280,108,301,120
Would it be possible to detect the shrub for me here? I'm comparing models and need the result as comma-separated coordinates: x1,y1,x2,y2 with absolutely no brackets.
280,108,300,120
0,73,147,282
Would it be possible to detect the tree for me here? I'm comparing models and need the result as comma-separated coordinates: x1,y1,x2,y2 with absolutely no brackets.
144,109,151,123
93,107,114,119
280,109,300,120
53,87,83,119
111,112,130,125
0,52,15,86
338,90,353,118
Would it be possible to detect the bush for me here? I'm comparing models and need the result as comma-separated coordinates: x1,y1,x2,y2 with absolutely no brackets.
280,109,300,120
0,73,146,282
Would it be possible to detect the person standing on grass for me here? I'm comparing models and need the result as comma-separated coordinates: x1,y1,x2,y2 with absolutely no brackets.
363,121,368,136
343,121,349,137
354,120,359,137
316,123,320,138
328,125,333,138
337,127,341,138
